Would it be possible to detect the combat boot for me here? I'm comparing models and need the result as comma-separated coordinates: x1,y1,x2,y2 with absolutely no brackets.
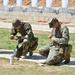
29,51,33,56
21,49,28,59
64,44,72,64
64,54,70,64
41,61,46,64
14,57,19,60
21,51,26,59
21,55,26,59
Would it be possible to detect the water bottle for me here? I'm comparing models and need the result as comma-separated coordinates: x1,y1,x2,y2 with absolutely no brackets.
10,54,14,65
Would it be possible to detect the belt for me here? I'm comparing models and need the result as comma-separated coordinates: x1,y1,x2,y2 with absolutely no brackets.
59,44,68,46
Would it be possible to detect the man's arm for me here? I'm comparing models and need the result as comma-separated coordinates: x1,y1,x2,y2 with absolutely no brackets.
53,26,70,44
24,23,34,40
10,26,17,40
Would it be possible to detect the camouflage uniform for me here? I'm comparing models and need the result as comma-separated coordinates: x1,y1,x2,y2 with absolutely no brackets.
10,20,38,58
39,19,71,65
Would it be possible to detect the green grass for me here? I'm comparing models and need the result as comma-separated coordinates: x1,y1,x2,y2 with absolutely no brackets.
0,28,17,50
69,33,75,57
0,58,75,75
0,28,75,57
0,29,75,75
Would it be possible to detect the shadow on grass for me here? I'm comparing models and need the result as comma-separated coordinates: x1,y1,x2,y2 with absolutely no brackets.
0,50,46,60
0,50,75,67
0,50,13,54
56,59,75,66
26,54,46,60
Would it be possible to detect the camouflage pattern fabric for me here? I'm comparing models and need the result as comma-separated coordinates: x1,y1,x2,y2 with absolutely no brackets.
39,24,70,65
10,22,38,58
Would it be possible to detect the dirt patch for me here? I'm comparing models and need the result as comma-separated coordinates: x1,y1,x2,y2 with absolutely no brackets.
0,58,62,72
0,59,36,69
38,65,62,72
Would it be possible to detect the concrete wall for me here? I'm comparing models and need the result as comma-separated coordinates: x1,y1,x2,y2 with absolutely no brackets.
0,6,75,24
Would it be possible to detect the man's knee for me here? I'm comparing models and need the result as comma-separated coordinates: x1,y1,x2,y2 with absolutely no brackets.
46,59,53,65
64,54,70,64
14,45,23,57
46,58,56,65
39,48,44,55
46,56,62,65
46,59,62,65
23,39,30,46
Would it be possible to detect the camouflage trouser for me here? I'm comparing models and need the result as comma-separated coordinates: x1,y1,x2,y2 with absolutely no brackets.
14,38,38,58
14,39,23,57
39,45,63,65
14,45,23,58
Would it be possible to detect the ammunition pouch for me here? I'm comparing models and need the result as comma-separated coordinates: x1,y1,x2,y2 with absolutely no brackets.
63,44,72,58
67,44,72,54
59,44,72,63
59,44,72,55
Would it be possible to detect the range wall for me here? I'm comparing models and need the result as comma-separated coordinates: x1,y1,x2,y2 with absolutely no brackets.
0,6,75,24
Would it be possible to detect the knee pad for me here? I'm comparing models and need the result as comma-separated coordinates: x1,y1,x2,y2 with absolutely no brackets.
23,39,30,46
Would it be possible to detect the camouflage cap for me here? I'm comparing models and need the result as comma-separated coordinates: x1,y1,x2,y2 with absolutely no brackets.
12,19,21,27
49,18,59,28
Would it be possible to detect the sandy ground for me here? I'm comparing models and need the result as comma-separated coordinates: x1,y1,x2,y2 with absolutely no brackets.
0,22,75,66
0,22,75,33
0,49,75,67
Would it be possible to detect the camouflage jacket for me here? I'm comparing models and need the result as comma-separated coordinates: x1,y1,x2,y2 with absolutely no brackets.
51,24,70,45
10,22,35,40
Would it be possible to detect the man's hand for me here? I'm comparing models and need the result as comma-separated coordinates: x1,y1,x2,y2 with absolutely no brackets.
10,35,28,40
14,36,18,40
10,35,14,40
50,36,56,41
21,35,28,39
10,35,18,40
48,35,52,39
21,36,25,40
